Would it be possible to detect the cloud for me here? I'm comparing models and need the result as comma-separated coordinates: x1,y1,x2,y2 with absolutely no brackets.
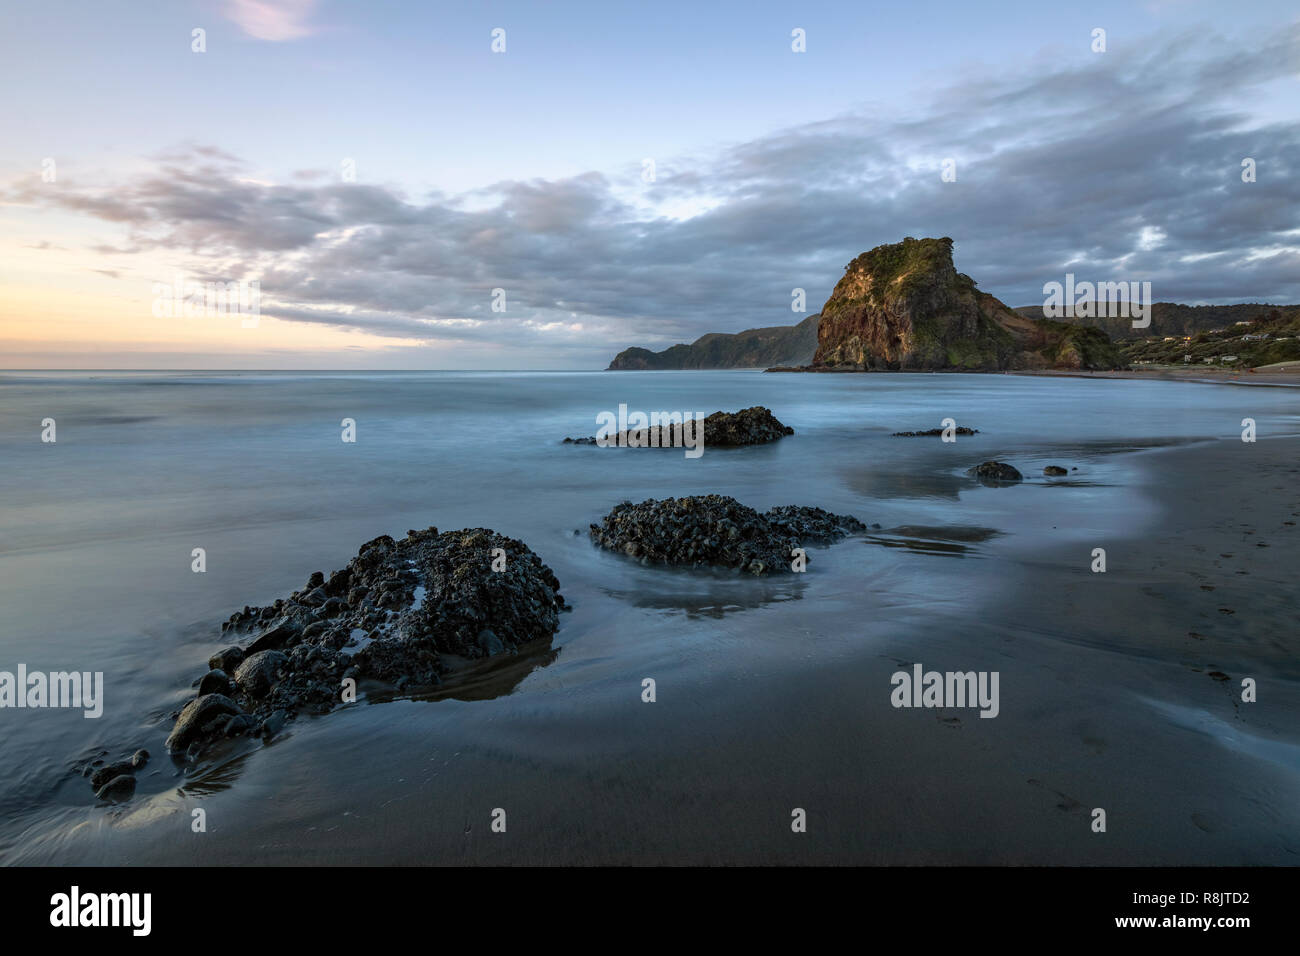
8,25,1299,358
223,0,319,42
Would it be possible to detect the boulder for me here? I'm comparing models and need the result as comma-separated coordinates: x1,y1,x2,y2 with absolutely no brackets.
234,650,289,698
165,694,243,754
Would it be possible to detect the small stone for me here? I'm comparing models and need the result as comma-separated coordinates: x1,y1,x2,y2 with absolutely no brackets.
95,774,136,802
224,713,258,737
198,669,231,695
90,760,135,790
208,646,245,672
259,710,288,739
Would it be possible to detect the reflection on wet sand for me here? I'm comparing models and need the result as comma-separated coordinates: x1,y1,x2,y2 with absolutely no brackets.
866,525,1003,557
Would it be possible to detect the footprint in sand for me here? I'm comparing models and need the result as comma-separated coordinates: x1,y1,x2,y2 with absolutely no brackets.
1191,812,1216,833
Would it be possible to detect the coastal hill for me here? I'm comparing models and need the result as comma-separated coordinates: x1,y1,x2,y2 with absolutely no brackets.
606,314,819,369
1013,302,1300,341
807,237,1122,371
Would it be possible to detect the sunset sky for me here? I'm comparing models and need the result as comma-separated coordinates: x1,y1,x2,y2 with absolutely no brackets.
2,0,1298,369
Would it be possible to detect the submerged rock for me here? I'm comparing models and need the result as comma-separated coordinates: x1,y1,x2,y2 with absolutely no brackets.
94,774,136,803
89,760,136,791
1043,465,1069,476
967,461,1023,484
565,406,793,447
589,495,865,574
84,749,150,799
162,526,565,761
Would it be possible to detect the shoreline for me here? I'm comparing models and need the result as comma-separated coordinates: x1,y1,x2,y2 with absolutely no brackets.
765,364,1300,386
1012,366,1300,387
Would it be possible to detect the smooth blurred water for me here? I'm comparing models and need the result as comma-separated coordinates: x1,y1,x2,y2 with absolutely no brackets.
0,370,1297,863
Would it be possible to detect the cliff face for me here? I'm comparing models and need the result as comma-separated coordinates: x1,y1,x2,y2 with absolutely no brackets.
812,237,1122,371
608,315,819,370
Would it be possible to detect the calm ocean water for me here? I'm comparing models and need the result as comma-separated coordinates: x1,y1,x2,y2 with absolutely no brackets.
1,370,1297,863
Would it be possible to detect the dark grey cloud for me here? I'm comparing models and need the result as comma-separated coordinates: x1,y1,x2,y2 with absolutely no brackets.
10,25,1299,359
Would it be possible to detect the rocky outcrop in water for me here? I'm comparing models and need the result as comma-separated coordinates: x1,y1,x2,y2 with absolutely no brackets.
808,237,1124,371
564,406,793,447
967,461,1023,484
589,495,865,574
157,527,565,762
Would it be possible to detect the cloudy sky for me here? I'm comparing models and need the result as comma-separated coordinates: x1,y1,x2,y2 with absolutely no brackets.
1,0,1298,369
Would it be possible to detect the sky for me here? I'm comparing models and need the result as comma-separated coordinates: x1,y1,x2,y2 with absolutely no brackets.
1,0,1298,369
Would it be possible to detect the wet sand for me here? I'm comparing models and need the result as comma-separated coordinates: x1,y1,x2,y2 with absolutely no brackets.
1017,366,1300,387
24,434,1297,865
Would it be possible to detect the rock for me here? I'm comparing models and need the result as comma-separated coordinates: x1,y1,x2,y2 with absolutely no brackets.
699,407,794,446
566,406,794,448
589,495,864,574
477,628,505,656
258,709,288,739
131,749,149,769
94,774,136,802
198,669,231,696
967,461,1023,483
161,526,566,763
246,607,310,653
90,760,135,790
208,646,245,672
165,694,243,754
809,237,1124,371
1043,465,1069,476
234,650,289,698
307,571,325,590
223,713,258,737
